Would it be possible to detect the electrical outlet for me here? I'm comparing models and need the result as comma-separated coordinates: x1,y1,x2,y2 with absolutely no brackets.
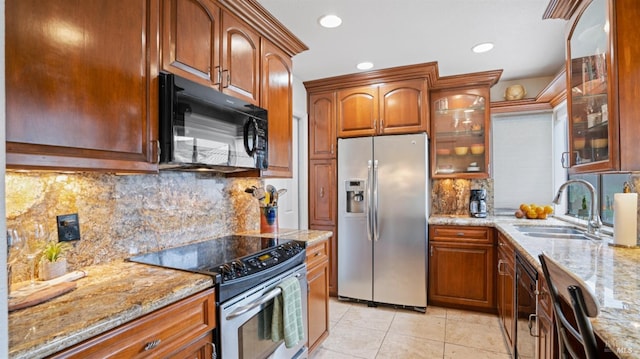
57,213,81,242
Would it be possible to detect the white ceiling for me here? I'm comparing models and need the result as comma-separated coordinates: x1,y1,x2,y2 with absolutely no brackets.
257,0,569,83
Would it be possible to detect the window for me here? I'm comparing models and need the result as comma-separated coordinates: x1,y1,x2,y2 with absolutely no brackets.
566,173,632,226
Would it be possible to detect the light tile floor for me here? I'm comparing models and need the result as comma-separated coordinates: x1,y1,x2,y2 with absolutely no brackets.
309,298,512,359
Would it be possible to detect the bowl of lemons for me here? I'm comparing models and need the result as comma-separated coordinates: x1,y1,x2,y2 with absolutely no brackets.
514,203,554,219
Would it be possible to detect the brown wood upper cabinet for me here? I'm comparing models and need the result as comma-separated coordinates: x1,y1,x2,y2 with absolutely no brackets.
260,39,293,177
162,0,259,105
309,91,337,159
337,79,429,138
565,0,640,173
6,0,159,173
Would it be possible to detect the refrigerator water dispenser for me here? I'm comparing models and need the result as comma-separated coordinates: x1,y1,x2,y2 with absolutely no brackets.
345,180,365,213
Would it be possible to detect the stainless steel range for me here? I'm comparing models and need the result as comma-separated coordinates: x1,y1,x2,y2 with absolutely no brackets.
129,235,308,359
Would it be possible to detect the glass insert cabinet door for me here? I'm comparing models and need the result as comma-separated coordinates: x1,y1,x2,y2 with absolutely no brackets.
431,91,489,178
567,0,609,168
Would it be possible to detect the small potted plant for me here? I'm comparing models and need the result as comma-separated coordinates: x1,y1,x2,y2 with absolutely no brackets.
40,241,71,280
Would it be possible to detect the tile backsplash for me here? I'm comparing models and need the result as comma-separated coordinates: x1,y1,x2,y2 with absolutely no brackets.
6,171,261,282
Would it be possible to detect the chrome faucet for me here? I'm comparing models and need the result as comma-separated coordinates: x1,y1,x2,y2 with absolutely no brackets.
553,179,602,238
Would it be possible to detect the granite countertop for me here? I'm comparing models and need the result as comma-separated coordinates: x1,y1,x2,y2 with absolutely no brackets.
8,229,332,358
430,214,640,358
240,228,333,245
8,261,214,359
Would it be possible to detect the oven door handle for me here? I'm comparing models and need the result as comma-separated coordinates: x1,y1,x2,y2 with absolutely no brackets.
227,287,282,320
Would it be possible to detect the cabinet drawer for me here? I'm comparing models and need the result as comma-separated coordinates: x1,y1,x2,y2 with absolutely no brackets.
431,225,493,244
51,289,216,359
497,233,514,256
306,240,329,269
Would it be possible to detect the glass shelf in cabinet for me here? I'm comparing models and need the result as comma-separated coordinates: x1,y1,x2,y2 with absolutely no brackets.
435,130,484,138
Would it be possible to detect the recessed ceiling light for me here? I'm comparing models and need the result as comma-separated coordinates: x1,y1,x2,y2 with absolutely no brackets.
319,14,342,28
472,42,494,53
356,62,374,70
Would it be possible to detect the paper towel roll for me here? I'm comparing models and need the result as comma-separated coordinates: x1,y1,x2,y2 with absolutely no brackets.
614,193,638,246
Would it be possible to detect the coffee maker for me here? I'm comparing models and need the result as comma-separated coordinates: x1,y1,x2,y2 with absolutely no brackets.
469,189,487,218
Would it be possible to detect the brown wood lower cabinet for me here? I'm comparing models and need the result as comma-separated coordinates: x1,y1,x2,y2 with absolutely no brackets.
428,225,496,312
306,239,330,353
49,289,216,359
497,232,515,354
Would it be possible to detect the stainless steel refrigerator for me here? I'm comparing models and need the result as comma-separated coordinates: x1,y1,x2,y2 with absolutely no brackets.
338,133,429,310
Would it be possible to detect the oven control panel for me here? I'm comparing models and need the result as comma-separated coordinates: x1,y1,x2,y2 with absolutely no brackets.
217,241,304,281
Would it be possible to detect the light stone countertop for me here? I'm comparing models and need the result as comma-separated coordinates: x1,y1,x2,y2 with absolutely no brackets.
430,214,640,359
8,261,214,359
239,228,333,245
8,229,331,358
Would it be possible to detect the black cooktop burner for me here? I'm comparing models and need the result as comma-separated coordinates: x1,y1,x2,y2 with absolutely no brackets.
128,235,306,302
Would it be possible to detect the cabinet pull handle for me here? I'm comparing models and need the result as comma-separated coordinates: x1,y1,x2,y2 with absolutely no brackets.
213,66,221,86
456,232,465,236
221,69,230,88
430,245,433,256
561,151,568,168
497,259,505,275
331,143,334,154
144,339,161,351
153,140,160,164
528,314,539,337
314,252,321,257
208,342,217,359
319,187,325,198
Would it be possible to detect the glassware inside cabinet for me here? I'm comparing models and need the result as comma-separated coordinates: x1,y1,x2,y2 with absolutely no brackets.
568,0,609,166
433,94,486,175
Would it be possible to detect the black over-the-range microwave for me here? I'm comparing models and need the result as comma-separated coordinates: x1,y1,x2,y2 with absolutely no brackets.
158,72,268,172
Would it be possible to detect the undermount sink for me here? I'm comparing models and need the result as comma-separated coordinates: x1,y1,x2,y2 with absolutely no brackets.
513,225,589,240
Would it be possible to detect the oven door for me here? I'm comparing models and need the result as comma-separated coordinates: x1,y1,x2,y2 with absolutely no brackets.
220,263,308,359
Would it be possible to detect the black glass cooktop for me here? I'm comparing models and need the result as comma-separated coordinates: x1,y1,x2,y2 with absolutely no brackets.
128,235,301,277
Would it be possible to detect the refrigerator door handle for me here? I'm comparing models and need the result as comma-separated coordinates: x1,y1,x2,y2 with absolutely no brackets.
373,160,379,241
366,160,373,241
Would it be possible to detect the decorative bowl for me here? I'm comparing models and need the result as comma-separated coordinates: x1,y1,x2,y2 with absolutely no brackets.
436,148,451,156
573,137,586,150
454,146,469,155
504,84,526,101
591,138,608,148
470,144,485,155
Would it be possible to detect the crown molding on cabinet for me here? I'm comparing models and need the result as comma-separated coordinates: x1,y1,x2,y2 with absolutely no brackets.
543,0,585,19
219,0,308,57
304,62,502,93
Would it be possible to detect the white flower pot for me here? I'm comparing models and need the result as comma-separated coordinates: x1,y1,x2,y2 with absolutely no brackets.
40,259,67,281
